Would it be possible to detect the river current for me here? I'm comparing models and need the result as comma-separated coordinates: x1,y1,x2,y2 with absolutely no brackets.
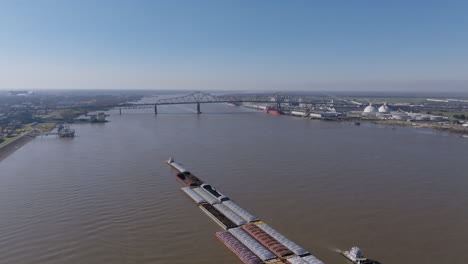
0,98,467,264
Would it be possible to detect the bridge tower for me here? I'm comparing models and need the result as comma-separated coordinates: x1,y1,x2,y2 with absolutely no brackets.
154,104,158,114
196,103,201,114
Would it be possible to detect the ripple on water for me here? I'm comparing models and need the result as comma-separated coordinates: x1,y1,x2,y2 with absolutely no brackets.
0,103,467,264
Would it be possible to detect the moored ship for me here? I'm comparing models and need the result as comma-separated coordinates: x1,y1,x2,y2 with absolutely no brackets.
263,106,282,115
57,124,75,137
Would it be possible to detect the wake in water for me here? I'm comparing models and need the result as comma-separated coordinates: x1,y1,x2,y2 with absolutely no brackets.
329,247,342,253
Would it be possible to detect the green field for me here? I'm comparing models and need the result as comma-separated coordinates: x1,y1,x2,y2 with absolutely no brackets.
35,123,57,132
0,134,21,147
41,109,84,119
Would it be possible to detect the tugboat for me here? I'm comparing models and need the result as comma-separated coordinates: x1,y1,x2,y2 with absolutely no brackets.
340,246,381,264
57,124,75,137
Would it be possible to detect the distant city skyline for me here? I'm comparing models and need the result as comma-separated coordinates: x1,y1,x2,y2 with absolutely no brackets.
1,0,467,91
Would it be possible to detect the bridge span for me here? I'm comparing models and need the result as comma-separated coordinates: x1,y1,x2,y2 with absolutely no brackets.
35,91,360,115
117,91,332,114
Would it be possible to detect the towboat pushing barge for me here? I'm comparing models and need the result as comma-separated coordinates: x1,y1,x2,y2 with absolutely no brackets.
166,157,325,264
339,247,381,264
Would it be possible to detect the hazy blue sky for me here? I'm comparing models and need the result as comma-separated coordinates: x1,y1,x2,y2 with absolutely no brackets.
1,0,467,91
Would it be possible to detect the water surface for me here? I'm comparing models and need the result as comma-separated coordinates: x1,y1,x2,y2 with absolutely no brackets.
0,101,467,264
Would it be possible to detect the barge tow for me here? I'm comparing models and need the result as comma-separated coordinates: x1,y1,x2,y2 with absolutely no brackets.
166,157,327,264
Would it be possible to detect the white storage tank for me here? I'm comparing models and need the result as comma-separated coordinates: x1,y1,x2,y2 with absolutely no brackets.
363,103,377,114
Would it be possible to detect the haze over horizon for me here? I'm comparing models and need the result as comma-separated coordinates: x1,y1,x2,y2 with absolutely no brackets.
1,0,467,91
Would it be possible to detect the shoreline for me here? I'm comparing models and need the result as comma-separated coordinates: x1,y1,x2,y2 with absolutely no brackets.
2,109,467,163
0,129,40,162
0,123,56,162
267,107,468,136
362,119,468,136
1,105,119,163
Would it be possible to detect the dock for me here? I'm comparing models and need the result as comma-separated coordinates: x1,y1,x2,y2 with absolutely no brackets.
166,158,325,264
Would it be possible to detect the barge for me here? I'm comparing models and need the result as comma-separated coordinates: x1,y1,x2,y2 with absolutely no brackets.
175,172,204,186
223,200,259,222
193,187,220,205
216,231,263,264
180,187,206,204
229,227,277,261
201,183,229,201
167,157,204,186
199,203,237,230
241,223,294,258
257,223,309,256
167,158,327,264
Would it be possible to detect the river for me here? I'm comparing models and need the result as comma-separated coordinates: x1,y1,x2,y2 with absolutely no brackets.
0,98,467,264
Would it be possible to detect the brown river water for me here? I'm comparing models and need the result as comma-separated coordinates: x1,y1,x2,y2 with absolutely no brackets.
0,99,467,264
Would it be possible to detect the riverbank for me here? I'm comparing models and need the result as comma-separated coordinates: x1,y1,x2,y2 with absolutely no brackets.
0,123,56,162
262,106,468,136
0,130,39,162
364,119,468,135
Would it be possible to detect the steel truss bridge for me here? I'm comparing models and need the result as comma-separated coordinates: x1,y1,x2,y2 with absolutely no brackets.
35,91,363,114
117,91,336,114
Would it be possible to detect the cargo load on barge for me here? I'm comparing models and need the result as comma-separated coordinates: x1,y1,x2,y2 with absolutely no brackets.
180,187,206,204
241,223,294,258
199,203,237,230
167,157,204,186
201,183,229,201
166,157,327,264
216,231,263,264
193,187,220,205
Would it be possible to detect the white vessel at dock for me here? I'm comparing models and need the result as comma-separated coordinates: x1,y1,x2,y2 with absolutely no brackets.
57,124,75,137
